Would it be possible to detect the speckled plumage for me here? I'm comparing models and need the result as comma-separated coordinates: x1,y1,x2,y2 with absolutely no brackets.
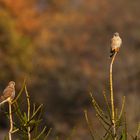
0,81,15,105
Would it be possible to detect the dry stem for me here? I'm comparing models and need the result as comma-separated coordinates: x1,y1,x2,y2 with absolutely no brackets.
8,101,13,140
25,86,31,140
110,52,117,139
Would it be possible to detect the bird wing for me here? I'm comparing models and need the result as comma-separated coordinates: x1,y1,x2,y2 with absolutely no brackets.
3,86,14,99
111,37,117,50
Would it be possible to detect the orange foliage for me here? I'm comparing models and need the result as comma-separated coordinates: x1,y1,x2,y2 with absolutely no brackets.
1,0,41,32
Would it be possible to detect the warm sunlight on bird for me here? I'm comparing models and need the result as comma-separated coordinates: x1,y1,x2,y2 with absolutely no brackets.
110,32,122,58
0,81,15,105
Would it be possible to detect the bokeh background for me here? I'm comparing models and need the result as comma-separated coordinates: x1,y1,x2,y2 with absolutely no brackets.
0,0,140,139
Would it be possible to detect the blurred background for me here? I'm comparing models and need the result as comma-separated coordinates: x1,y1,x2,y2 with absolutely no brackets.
0,0,139,139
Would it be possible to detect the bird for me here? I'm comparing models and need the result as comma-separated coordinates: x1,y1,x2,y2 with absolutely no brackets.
110,32,122,58
0,81,15,106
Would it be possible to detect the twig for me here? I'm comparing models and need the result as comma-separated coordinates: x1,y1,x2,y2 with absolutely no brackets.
44,128,52,140
102,91,112,121
84,110,95,140
33,126,46,140
118,96,125,121
12,79,26,104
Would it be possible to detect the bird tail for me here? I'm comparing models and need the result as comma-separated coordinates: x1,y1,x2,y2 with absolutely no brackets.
110,50,115,58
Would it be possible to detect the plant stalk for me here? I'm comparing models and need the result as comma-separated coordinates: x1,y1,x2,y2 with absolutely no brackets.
9,101,13,140
25,86,31,140
110,52,117,139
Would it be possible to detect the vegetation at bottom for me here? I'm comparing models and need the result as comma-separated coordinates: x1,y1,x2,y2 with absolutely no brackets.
0,52,139,140
84,53,140,140
1,80,52,140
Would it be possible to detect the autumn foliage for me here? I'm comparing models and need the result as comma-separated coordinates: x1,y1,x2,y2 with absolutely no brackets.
0,0,139,139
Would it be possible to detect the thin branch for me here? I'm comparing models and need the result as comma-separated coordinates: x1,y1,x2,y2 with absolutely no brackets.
33,126,46,140
44,128,52,140
91,98,110,126
102,91,112,121
12,79,26,104
29,104,43,122
90,93,109,121
84,110,95,140
118,96,125,121
96,114,113,139
11,128,19,134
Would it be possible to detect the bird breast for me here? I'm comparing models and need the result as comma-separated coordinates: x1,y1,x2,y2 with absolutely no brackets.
111,36,122,50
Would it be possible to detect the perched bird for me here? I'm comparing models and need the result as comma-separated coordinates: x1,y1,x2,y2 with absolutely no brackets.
110,32,122,58
0,81,15,105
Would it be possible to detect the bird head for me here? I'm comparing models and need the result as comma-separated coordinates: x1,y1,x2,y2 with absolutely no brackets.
114,32,119,36
8,81,15,87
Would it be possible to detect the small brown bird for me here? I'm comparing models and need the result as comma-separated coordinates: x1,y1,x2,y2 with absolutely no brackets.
110,32,122,58
0,81,15,105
